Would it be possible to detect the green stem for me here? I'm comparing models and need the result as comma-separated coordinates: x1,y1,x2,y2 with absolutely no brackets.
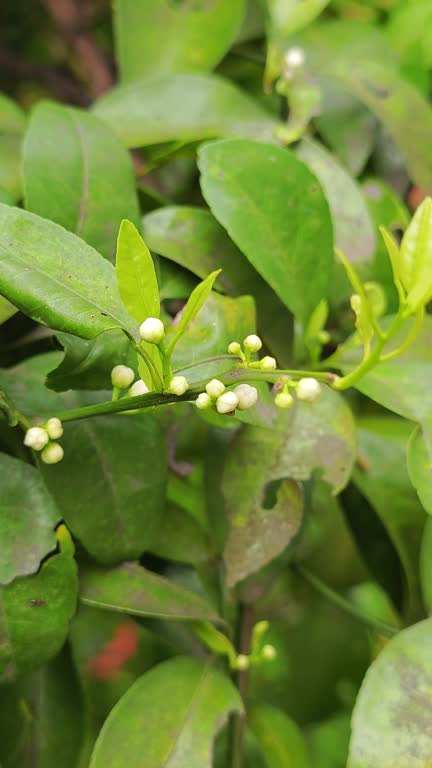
230,603,254,768
132,341,164,392
52,391,196,423
296,564,398,637
379,308,424,363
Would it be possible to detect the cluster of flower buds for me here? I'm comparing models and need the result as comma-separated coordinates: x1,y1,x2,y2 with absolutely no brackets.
228,335,277,371
234,643,277,671
24,417,64,464
275,376,322,410
196,378,258,415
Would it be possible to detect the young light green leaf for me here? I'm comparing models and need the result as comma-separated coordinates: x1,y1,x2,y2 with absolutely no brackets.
348,618,432,767
420,517,432,612
248,704,309,768
407,425,432,516
80,563,222,624
0,205,139,340
190,621,237,666
22,101,141,262
114,0,245,82
399,197,432,313
267,0,330,36
89,657,242,768
199,139,333,324
166,269,221,354
116,219,159,322
379,226,403,293
0,453,60,585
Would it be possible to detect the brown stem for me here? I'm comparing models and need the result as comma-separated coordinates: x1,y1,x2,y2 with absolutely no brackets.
230,603,254,768
41,0,114,98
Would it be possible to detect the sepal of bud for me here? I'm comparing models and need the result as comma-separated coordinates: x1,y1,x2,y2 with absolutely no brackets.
139,317,165,344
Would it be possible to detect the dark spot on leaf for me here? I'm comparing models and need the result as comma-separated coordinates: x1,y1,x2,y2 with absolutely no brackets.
363,79,390,99
28,598,47,607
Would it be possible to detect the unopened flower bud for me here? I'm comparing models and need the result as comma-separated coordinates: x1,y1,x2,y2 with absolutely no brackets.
111,364,135,389
284,46,305,71
234,384,258,410
196,392,212,410
139,317,165,344
216,391,239,414
129,379,149,397
41,442,64,465
236,654,250,671
244,334,262,353
275,392,294,410
206,379,225,398
45,417,64,440
228,341,241,355
168,376,189,396
261,644,277,661
297,377,321,402
24,426,49,451
260,356,277,370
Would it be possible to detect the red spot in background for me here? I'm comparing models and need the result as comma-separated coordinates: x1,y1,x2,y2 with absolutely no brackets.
87,621,139,680
408,185,427,211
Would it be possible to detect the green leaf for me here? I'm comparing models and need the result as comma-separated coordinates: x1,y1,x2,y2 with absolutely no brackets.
0,527,78,682
352,418,425,616
296,138,375,265
248,704,309,768
80,562,222,624
116,219,160,322
166,269,221,353
0,296,17,325
0,385,19,425
199,138,333,323
420,517,432,613
22,101,140,262
399,197,432,312
150,504,211,565
46,330,137,392
0,644,84,768
40,413,167,565
307,714,351,768
89,656,242,768
0,453,60,585
114,0,245,82
191,621,236,665
0,93,26,202
348,618,432,767
93,74,279,148
0,205,138,340
267,0,330,36
222,387,356,586
407,425,432,516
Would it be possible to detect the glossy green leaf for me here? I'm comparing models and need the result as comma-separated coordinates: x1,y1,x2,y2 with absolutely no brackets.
420,517,432,613
387,0,432,69
93,74,279,148
40,412,166,564
116,219,159,322
166,269,221,353
348,618,432,767
0,205,138,340
46,330,137,392
114,0,245,82
191,621,236,664
267,0,330,36
399,197,432,312
248,704,309,768
89,656,242,768
0,94,26,202
352,418,425,616
80,562,221,624
0,528,78,682
407,425,432,516
0,644,84,768
0,453,60,585
0,296,17,325
199,139,333,323
296,138,375,264
307,714,351,768
22,102,140,262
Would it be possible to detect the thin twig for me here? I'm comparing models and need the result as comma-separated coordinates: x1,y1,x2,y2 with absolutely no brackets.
230,603,254,768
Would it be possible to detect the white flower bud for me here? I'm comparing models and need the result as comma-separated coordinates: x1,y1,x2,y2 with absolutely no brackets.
236,654,250,671
260,356,277,370
261,644,277,661
45,417,64,440
284,46,305,70
297,377,321,402
129,379,149,397
275,392,294,410
234,384,258,410
216,391,239,414
24,426,49,451
41,442,64,465
196,392,212,410
139,317,165,344
206,379,225,398
228,341,241,355
244,334,262,353
168,376,189,396
111,364,135,389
